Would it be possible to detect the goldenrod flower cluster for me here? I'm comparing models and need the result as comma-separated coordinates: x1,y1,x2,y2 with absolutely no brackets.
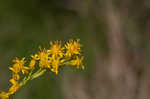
0,39,85,99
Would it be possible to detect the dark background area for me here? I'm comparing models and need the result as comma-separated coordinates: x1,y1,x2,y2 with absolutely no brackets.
0,0,150,99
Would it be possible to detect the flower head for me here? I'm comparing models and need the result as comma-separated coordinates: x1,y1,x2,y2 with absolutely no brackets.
29,59,36,70
71,56,85,70
31,54,39,60
9,63,20,74
38,49,51,68
50,41,64,58
0,92,8,99
9,57,29,75
65,39,81,57
51,58,62,75
9,79,20,95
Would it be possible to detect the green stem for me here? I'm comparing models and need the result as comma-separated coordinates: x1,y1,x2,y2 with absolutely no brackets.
7,68,46,99
19,68,46,87
31,69,46,80
19,70,33,87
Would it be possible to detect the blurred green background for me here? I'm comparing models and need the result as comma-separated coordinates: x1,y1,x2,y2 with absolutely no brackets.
1,0,150,99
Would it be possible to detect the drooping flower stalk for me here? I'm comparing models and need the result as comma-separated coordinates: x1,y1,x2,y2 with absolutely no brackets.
0,39,85,99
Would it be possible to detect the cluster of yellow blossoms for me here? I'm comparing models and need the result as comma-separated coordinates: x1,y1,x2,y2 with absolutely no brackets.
0,39,85,99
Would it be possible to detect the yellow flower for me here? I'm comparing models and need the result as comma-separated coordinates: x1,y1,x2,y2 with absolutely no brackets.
9,79,20,95
9,57,29,75
0,39,85,98
31,54,39,60
51,58,62,75
29,59,36,70
9,64,20,74
71,56,85,70
0,92,8,99
65,39,81,57
38,49,51,68
50,41,64,58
